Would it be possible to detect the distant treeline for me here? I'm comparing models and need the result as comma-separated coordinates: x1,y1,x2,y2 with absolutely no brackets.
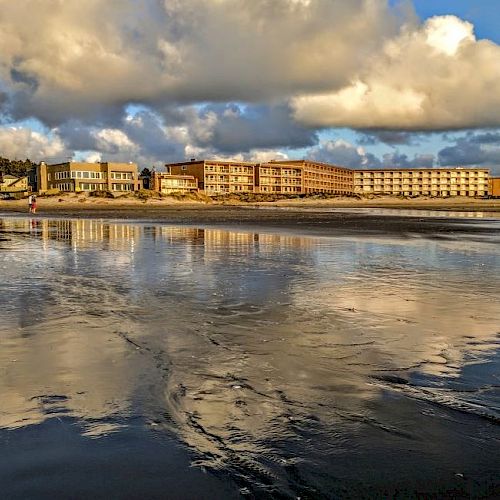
0,157,38,177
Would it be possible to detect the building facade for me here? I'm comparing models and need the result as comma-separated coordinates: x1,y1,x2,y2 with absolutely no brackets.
151,171,198,194
166,159,353,196
489,177,500,198
0,174,29,193
168,160,256,195
270,160,353,195
255,164,304,194
353,168,489,197
33,162,140,193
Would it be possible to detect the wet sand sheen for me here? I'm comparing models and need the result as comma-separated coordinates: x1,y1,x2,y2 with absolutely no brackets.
0,216,499,498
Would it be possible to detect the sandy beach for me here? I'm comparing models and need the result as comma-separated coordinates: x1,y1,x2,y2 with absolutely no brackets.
1,195,499,239
2,194,499,214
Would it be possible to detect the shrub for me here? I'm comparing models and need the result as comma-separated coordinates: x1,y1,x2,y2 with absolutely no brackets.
89,190,115,198
135,189,162,200
39,188,62,197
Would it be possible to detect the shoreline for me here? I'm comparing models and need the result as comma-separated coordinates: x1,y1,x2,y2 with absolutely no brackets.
2,197,499,240
1,195,500,213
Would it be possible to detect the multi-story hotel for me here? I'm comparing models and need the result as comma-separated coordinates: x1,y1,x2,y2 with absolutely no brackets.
255,163,304,194
150,171,198,195
353,168,489,197
31,161,140,193
269,160,353,195
166,159,353,196
167,159,256,195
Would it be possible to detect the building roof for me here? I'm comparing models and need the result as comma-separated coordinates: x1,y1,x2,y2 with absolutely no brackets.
354,167,490,173
166,159,257,167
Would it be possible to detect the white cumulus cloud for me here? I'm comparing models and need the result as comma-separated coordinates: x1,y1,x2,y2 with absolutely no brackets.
292,15,500,130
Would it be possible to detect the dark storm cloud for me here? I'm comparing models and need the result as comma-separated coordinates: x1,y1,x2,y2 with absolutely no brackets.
438,132,500,175
192,104,318,153
308,140,382,168
357,130,421,146
382,152,435,169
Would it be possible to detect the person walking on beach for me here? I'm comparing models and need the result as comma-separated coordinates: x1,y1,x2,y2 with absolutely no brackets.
28,194,33,213
31,195,37,214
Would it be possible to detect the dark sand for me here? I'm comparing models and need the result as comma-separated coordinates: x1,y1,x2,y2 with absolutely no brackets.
1,201,500,239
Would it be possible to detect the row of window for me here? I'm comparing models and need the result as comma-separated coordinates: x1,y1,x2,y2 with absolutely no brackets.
357,180,487,184
80,183,106,191
204,165,254,173
355,172,487,178
111,172,133,180
54,171,106,180
161,179,196,187
205,175,253,182
356,188,486,195
259,169,302,176
55,182,135,192
112,183,133,191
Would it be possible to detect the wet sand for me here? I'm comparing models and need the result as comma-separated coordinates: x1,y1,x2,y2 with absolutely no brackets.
1,215,499,498
1,197,500,240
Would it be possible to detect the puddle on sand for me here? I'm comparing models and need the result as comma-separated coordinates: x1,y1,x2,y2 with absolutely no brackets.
0,217,499,498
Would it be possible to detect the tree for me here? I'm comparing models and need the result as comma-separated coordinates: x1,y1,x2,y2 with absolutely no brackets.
0,157,38,177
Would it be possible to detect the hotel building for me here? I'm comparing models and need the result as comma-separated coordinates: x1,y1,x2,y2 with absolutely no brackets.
168,159,256,195
255,163,304,194
353,168,489,197
269,160,353,195
166,159,353,196
32,161,140,193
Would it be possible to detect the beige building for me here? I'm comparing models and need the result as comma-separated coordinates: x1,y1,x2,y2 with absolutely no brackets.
353,168,489,197
166,158,353,196
488,177,500,198
33,161,140,193
270,160,353,195
151,171,198,194
256,163,303,194
0,174,29,192
168,159,256,195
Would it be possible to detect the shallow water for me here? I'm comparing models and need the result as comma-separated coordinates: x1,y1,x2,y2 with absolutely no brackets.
259,206,498,219
0,216,499,499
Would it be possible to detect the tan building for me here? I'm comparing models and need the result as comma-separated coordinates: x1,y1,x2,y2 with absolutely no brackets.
255,163,304,194
270,160,353,195
166,158,353,196
0,174,29,192
167,160,256,195
488,177,500,198
353,168,489,197
33,161,140,193
151,172,198,194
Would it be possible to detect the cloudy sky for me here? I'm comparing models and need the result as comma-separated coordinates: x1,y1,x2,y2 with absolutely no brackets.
0,0,499,173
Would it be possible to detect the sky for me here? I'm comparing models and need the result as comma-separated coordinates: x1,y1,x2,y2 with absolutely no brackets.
0,0,499,174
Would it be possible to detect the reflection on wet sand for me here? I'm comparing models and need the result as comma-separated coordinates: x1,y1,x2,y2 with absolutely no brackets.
0,217,499,497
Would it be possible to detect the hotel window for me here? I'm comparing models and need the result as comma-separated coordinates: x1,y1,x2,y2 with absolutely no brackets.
80,183,103,191
111,172,133,180
112,183,133,191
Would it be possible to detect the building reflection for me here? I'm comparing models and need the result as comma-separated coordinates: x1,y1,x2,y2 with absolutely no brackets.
0,218,316,254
